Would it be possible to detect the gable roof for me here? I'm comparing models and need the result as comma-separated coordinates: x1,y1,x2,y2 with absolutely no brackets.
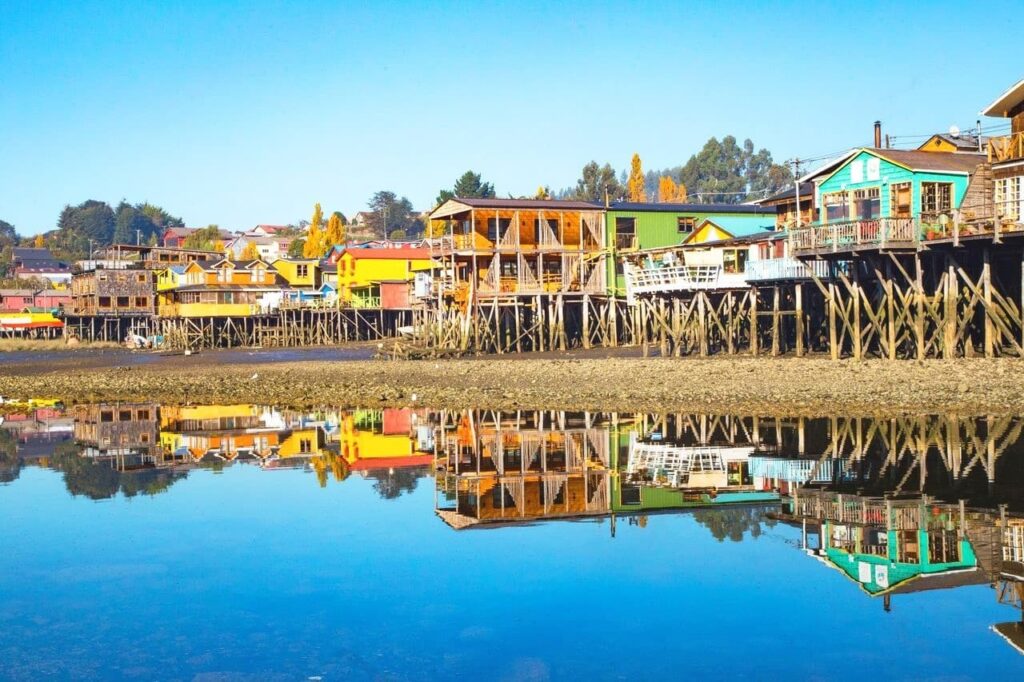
681,219,733,245
981,78,1024,117
12,247,58,262
758,182,816,204
917,133,988,153
811,148,985,186
431,197,601,219
610,201,777,215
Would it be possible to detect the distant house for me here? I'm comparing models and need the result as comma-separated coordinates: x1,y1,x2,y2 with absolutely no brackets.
349,212,374,228
248,224,291,237
70,269,156,316
11,248,72,285
917,133,988,154
229,235,293,261
0,289,37,312
162,227,197,248
755,182,816,231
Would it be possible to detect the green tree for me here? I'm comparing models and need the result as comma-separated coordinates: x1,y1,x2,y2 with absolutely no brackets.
0,219,20,277
679,136,793,204
54,200,116,258
565,161,624,203
436,170,495,205
367,191,420,239
181,225,224,251
287,238,306,257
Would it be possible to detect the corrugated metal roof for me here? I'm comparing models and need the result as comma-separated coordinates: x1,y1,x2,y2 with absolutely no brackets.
609,201,777,215
867,148,985,173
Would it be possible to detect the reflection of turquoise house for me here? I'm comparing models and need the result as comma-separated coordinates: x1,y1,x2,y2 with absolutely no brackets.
809,148,985,233
814,519,978,595
606,202,778,295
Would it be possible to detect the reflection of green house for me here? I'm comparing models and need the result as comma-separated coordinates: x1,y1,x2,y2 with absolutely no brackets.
609,427,780,512
814,519,979,596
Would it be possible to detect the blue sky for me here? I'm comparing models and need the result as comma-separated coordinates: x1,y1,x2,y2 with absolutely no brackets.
1,0,1021,234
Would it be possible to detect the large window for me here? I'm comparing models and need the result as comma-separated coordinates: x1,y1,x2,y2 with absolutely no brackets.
615,217,636,249
823,192,849,223
921,182,953,215
995,176,1023,222
296,264,309,278
853,187,880,220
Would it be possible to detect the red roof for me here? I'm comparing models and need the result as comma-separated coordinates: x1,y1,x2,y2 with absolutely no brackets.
343,248,432,260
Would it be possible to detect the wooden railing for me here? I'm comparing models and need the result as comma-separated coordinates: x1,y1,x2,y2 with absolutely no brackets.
788,218,919,254
624,263,750,302
744,257,832,282
988,132,1024,163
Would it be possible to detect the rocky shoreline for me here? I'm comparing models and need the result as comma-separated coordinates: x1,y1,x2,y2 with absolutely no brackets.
2,355,1023,416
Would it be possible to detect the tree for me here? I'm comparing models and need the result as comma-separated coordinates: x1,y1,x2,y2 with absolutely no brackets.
325,211,346,247
33,234,45,248
679,136,793,204
534,185,551,199
0,219,19,278
54,199,116,258
436,170,496,206
303,203,327,258
565,161,624,203
367,191,420,239
181,225,223,251
657,176,688,203
241,242,260,260
287,238,306,258
627,153,646,202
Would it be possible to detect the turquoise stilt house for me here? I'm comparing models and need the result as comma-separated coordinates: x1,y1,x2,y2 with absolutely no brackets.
791,147,987,255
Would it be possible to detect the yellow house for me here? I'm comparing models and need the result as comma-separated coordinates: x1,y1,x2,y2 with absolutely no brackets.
278,427,326,458
335,247,433,307
157,259,286,317
681,219,734,246
270,258,320,288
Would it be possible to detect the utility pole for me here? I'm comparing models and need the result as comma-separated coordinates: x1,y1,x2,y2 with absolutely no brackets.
136,228,141,246
792,159,802,229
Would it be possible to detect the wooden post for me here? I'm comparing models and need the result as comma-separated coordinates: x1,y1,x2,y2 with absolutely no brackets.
795,283,804,357
828,280,838,360
749,288,758,356
771,285,780,356
983,247,993,357
851,265,862,360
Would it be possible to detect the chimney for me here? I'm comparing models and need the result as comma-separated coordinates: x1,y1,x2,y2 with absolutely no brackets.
874,121,882,148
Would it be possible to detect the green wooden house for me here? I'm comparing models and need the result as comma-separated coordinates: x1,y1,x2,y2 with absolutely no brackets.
605,201,778,295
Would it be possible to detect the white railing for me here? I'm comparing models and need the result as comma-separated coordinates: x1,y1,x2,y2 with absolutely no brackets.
744,257,831,282
624,263,747,301
789,218,919,254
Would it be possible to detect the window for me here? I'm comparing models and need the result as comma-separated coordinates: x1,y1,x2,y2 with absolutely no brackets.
853,187,880,220
98,296,111,307
100,411,114,423
850,160,864,183
116,296,129,307
921,182,953,215
823,192,849,223
134,296,148,308
995,176,1023,222
98,274,108,282
891,182,912,218
119,410,132,421
866,157,881,181
137,409,150,420
136,274,146,283
677,216,696,234
217,267,229,282
615,217,636,249
500,259,518,277
722,248,748,274
486,218,511,243
296,264,309,278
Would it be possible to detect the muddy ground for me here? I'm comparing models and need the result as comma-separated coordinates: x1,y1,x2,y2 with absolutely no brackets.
2,349,1023,416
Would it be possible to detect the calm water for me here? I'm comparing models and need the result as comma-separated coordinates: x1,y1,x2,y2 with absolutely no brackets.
1,405,1023,680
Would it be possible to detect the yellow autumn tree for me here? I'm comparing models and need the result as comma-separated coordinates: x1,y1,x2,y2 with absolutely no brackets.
241,241,260,260
534,185,551,199
325,212,345,249
627,153,646,202
658,176,688,203
303,203,325,258
33,234,45,248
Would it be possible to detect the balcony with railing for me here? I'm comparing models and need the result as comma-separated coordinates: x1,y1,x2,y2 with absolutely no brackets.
623,263,747,301
788,217,919,256
744,257,832,282
988,132,1024,164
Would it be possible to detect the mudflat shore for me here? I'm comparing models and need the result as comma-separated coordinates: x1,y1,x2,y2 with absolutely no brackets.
2,354,1023,416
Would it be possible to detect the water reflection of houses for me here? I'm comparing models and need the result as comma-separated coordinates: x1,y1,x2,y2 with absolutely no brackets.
158,405,326,466
72,403,160,470
434,410,612,529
